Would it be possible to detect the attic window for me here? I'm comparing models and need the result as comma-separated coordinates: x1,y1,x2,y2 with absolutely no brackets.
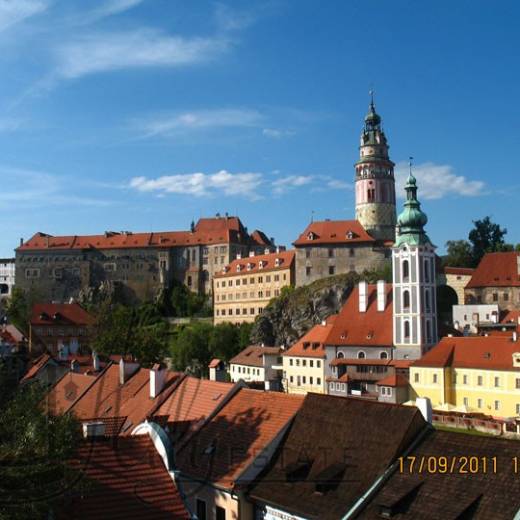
484,352,491,359
259,261,265,269
340,331,347,339
236,265,242,272
367,331,374,339
247,263,252,271
314,463,346,493
307,232,315,240
303,342,310,349
312,342,320,349
285,460,312,483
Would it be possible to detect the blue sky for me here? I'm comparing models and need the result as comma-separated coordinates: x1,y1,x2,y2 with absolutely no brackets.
0,0,518,257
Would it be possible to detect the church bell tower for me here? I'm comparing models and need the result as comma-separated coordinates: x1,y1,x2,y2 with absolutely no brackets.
355,94,396,242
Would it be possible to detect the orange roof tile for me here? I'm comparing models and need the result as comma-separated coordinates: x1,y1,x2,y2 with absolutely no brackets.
31,303,94,326
59,436,189,519
215,250,295,278
443,266,474,276
376,374,409,387
502,310,520,325
208,358,223,369
21,353,54,382
293,220,375,246
230,345,282,366
326,284,393,346
283,316,337,358
154,376,235,441
413,336,520,371
45,372,98,415
176,388,304,489
466,252,520,288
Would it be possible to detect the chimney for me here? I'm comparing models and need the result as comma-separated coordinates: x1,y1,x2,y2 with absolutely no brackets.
376,280,385,311
416,397,432,423
82,421,106,439
264,248,270,255
513,331,518,342
119,358,139,385
359,281,368,313
19,238,24,247
236,252,242,260
150,364,167,399
92,351,100,372
249,251,255,257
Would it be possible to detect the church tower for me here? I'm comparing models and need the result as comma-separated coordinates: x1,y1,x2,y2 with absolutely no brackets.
392,166,438,360
355,94,396,242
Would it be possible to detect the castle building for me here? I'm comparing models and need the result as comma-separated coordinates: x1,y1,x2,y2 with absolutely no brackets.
355,95,397,242
293,98,395,286
15,215,273,304
392,170,438,359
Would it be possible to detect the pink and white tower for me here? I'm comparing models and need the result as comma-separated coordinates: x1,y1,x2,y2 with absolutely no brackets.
354,94,396,242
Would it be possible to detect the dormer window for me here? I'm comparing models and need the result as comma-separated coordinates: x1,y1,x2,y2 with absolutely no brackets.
259,261,265,269
275,258,281,267
346,231,354,240
307,232,315,240
247,263,252,271
236,264,241,272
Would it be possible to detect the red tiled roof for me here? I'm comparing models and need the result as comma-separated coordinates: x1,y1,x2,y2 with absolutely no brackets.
215,250,295,278
45,372,98,415
230,345,281,367
19,217,253,252
176,388,304,489
502,310,520,324
283,316,337,358
413,336,520,371
31,303,94,326
443,266,474,276
0,329,16,344
250,229,273,247
154,376,235,441
208,358,223,369
21,353,53,382
466,252,520,288
376,374,409,387
59,436,189,519
293,220,375,246
326,284,393,346
330,357,393,367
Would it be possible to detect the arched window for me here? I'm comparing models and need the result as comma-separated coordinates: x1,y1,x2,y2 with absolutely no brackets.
426,320,432,342
424,259,430,282
404,321,410,339
425,289,431,312
380,351,388,360
357,351,366,359
403,290,410,310
337,352,345,359
402,260,409,281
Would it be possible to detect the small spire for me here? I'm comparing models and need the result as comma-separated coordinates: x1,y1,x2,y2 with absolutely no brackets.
409,156,413,175
369,88,375,109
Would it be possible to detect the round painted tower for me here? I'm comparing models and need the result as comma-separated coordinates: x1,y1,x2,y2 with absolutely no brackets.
354,96,396,242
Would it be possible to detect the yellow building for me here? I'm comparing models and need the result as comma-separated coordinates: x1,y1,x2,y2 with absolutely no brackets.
213,249,295,325
410,335,520,418
282,317,336,395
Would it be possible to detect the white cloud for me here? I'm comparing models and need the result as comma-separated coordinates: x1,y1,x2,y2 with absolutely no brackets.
395,161,485,200
272,175,313,195
88,0,144,20
55,28,229,79
326,179,351,190
129,170,264,199
262,128,296,139
0,0,48,32
135,108,263,138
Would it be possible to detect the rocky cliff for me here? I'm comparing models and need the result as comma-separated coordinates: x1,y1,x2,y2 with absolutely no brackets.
250,268,390,347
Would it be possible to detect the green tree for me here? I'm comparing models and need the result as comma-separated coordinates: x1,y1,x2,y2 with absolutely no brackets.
0,369,82,519
443,240,474,267
5,287,34,334
237,322,253,350
171,322,213,376
209,323,239,361
468,216,507,265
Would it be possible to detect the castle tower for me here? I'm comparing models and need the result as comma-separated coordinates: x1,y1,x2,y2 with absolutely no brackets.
355,94,396,242
392,166,438,360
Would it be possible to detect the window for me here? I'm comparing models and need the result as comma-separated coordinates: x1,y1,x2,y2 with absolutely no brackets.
425,290,431,312
495,400,501,411
196,499,206,520
250,308,255,315
478,399,483,408
414,373,419,383
463,397,469,407
424,259,430,282
216,506,226,520
309,376,313,385
495,377,500,387
380,351,388,360
317,377,321,385
433,374,438,384
187,275,192,286
290,376,294,383
289,359,293,366
328,248,334,258
310,360,314,367
493,292,498,302
302,376,306,384
296,359,300,366
403,290,410,310
463,375,468,384
358,351,366,359
316,360,321,368
504,292,510,301
516,378,520,389
306,266,312,277
258,276,263,283
349,248,355,257
402,260,409,281
306,249,311,258
302,359,307,367
477,375,483,386
516,404,520,415
404,321,410,339
328,266,335,275
266,275,271,282
274,274,280,281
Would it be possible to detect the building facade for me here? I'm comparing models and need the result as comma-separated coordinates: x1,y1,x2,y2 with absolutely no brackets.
0,258,15,300
229,344,283,390
15,216,273,304
355,95,397,242
213,249,295,324
392,171,438,360
452,304,499,334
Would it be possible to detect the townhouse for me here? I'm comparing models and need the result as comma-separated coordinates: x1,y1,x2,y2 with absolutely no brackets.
229,344,283,390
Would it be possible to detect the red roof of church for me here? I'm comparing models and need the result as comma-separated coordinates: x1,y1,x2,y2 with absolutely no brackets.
326,284,393,346
466,252,520,288
293,220,375,246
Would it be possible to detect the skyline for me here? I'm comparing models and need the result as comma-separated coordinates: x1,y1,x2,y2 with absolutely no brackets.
1,0,519,256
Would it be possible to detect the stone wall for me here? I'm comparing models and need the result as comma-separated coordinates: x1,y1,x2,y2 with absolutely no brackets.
465,286,520,311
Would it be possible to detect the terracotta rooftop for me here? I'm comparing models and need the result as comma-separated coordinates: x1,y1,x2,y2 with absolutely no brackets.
293,220,375,246
284,316,337,358
31,303,95,326
176,388,304,489
502,309,520,325
153,376,235,442
412,336,520,371
58,436,189,519
44,372,98,415
248,394,427,520
326,284,393,347
230,345,282,367
443,266,474,276
215,249,295,278
208,358,223,369
376,374,409,387
360,429,520,519
466,251,520,288
20,353,54,382
18,216,261,251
